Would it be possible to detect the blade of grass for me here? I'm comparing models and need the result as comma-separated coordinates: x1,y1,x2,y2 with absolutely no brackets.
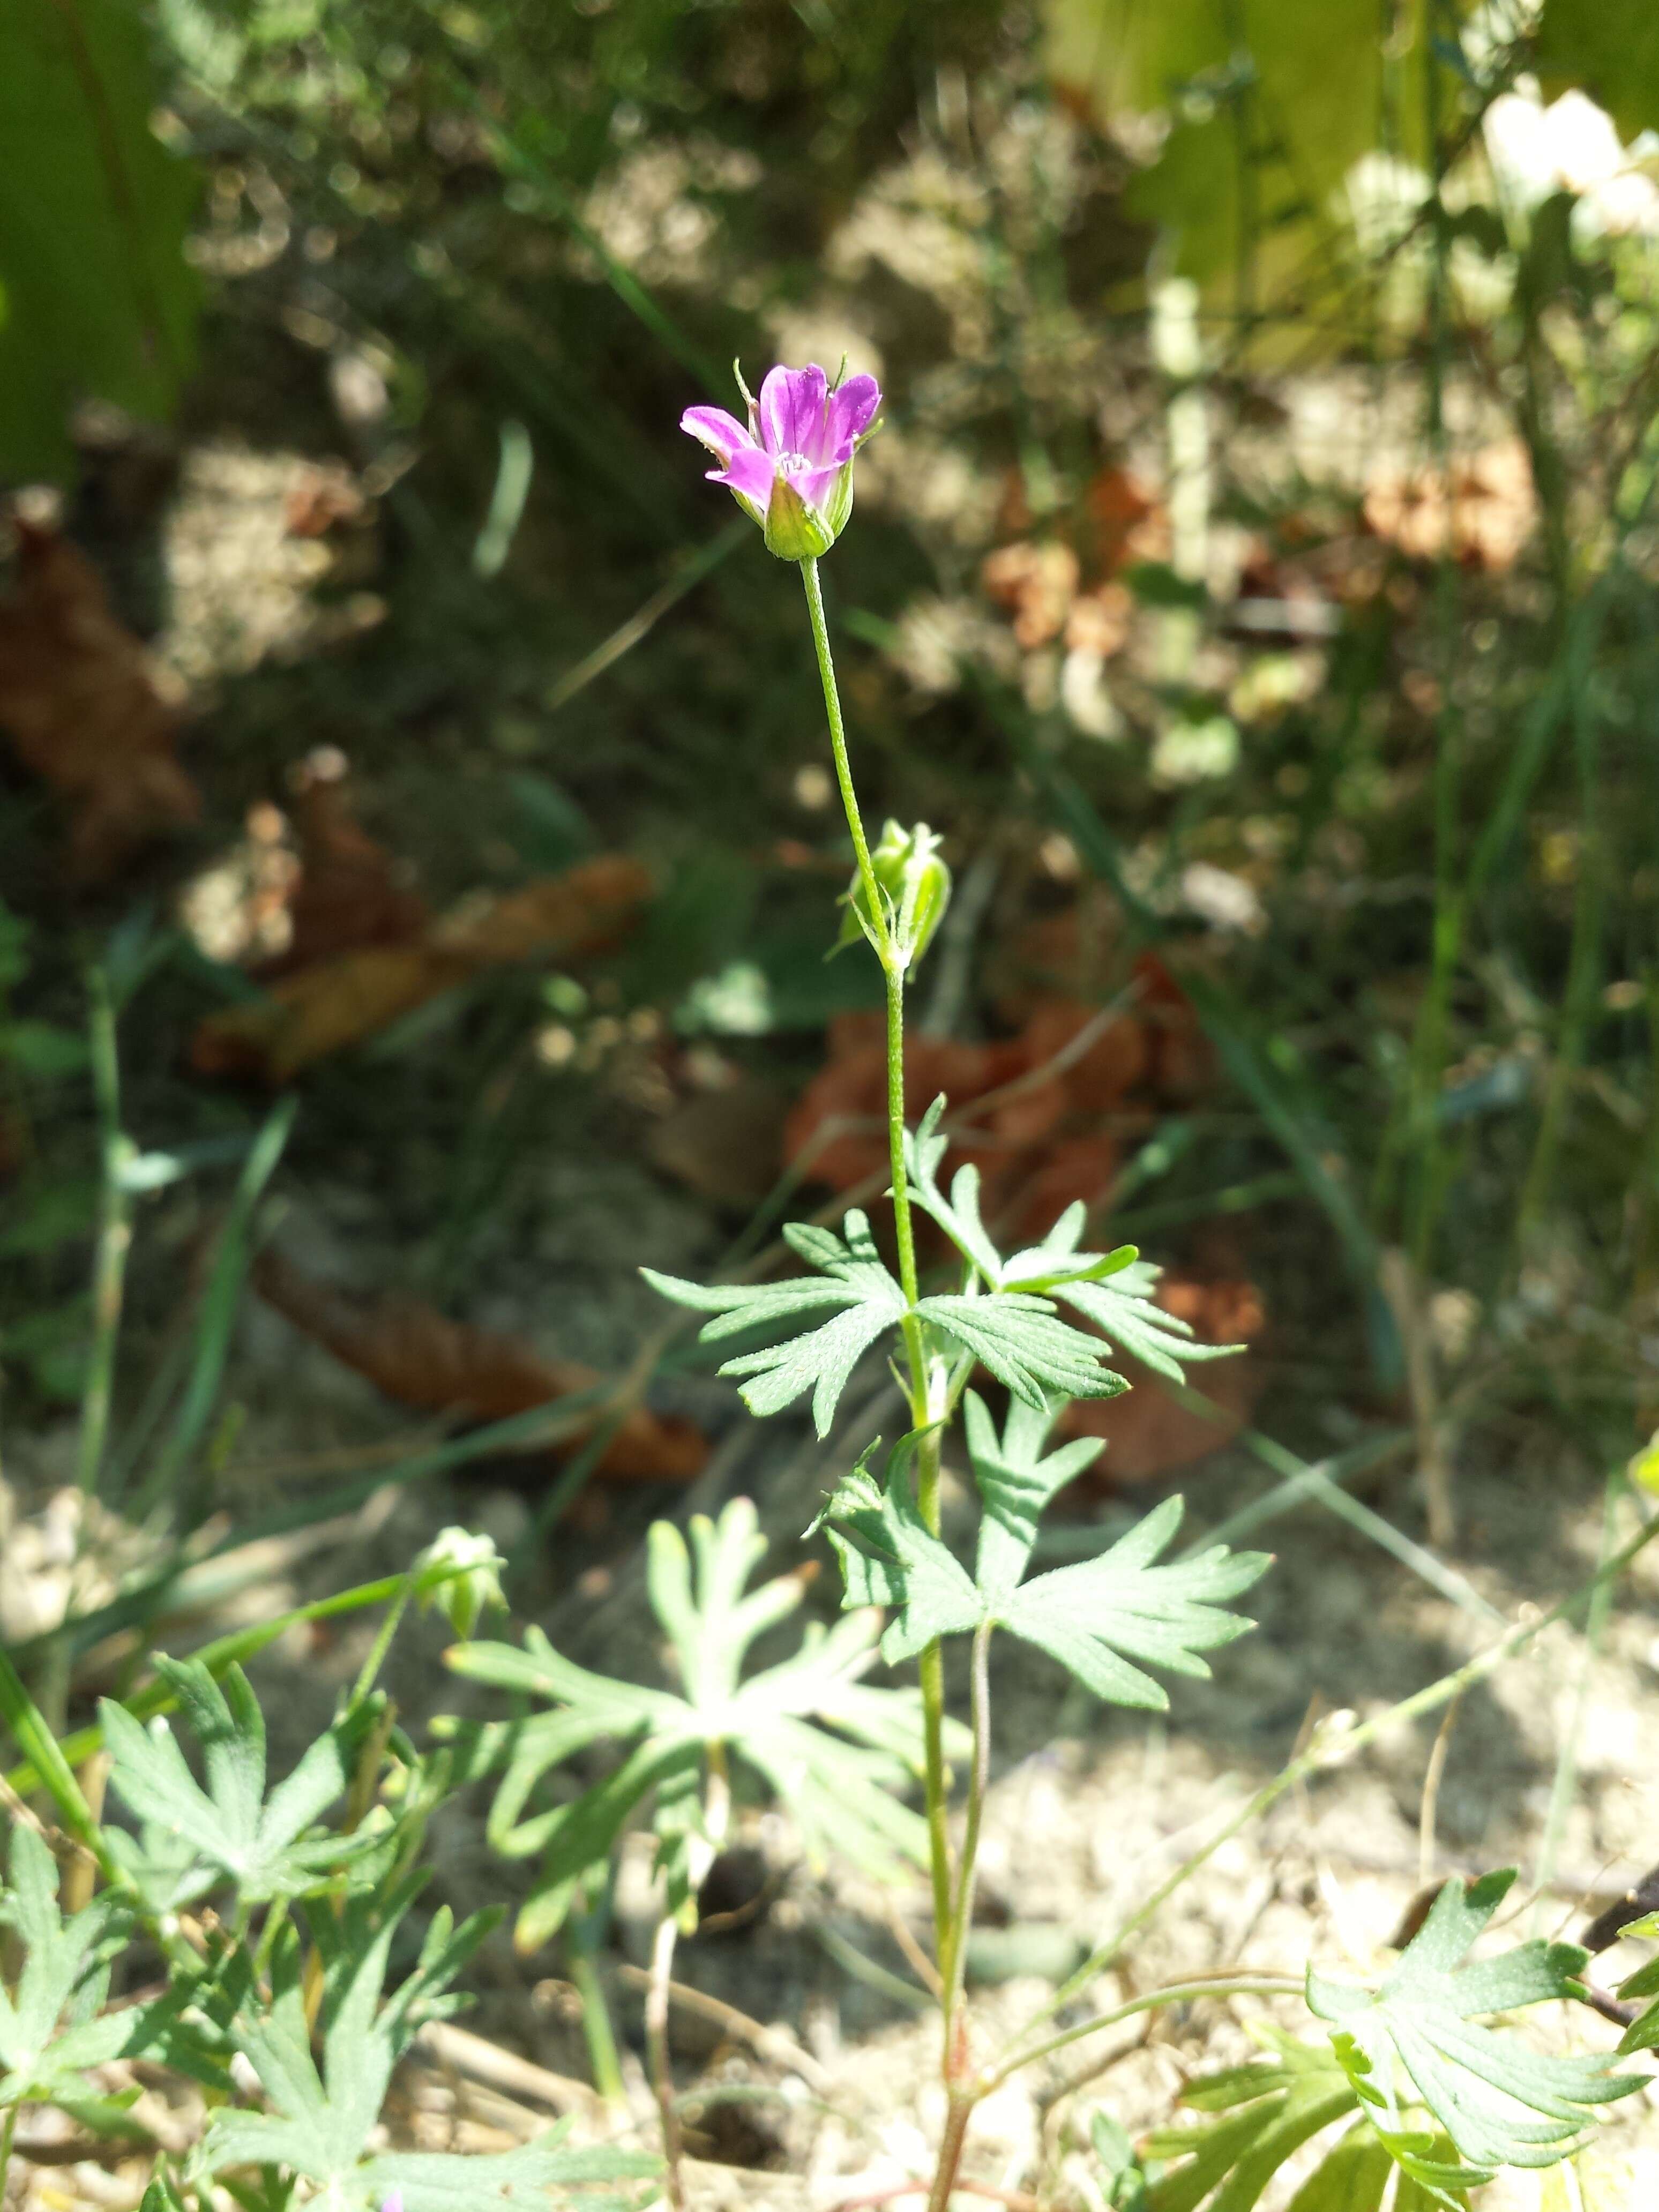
4,1559,481,1800
0,1643,100,1847
130,1096,295,1517
77,970,130,1499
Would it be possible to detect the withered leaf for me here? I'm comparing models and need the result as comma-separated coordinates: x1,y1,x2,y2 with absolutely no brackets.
0,519,199,879
253,1248,705,1482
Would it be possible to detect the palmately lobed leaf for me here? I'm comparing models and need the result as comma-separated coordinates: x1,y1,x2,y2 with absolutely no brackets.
99,1657,382,1909
0,1824,145,2112
814,1451,1268,1707
644,1211,907,1435
1306,1871,1643,2185
447,1498,941,1942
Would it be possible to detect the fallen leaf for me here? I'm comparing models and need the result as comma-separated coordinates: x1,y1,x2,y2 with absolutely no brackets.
1084,466,1168,573
647,1073,790,1209
1059,1273,1266,1481
1362,437,1535,573
252,1248,705,1482
0,518,199,878
262,749,428,976
191,853,652,1082
782,987,1171,1245
981,540,1081,648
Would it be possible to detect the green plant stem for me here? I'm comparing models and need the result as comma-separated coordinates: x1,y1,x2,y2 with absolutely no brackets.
1000,1493,1659,2066
798,552,954,1962
939,1620,992,2026
569,1935,626,2109
986,1976,1301,2090
76,969,131,1500
350,1576,415,1706
0,2103,15,2175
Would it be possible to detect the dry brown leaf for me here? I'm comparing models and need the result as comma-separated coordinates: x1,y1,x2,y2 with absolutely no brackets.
263,750,428,976
192,854,652,1082
783,977,1189,1246
253,1248,706,1482
981,540,1081,648
647,1074,789,1209
0,519,199,879
1059,1273,1266,1482
1362,437,1535,573
1064,582,1133,658
1085,465,1168,573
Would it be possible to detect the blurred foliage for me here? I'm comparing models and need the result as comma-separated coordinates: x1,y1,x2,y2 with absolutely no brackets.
0,0,200,476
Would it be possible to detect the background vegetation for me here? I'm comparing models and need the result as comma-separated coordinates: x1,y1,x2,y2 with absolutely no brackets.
6,0,1659,2202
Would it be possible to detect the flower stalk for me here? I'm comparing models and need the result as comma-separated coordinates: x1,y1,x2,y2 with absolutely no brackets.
797,551,956,1967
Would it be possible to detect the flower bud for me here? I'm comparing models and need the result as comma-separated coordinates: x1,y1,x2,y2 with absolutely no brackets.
414,1526,507,1640
838,819,951,971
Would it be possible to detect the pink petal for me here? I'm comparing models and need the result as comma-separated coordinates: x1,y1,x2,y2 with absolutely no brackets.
823,373,881,454
794,462,845,514
758,364,828,460
681,406,756,464
710,440,776,511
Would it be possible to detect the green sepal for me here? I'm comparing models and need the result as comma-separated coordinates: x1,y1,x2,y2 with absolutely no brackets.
764,470,842,559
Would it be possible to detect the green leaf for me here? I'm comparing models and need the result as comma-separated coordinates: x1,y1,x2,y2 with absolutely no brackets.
1001,1497,1267,1707
0,1824,148,2116
815,1452,1268,1704
0,0,200,477
445,1498,947,1942
195,1889,656,2206
1535,0,1659,147
644,1210,907,1435
1145,2034,1363,2212
100,1657,384,1909
914,1290,1130,1410
1306,1871,1643,2184
1042,0,1434,323
965,1389,1104,1602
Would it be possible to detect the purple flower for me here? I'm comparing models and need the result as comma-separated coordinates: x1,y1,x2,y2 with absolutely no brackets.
682,362,881,560
378,2195,403,2212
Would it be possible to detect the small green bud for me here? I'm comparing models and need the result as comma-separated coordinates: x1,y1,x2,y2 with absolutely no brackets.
414,1526,508,1640
838,819,952,971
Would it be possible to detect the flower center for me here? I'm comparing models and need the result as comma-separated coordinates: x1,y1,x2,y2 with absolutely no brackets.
777,450,814,476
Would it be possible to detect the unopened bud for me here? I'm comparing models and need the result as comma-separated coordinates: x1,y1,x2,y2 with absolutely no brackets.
839,819,951,971
415,1526,507,1640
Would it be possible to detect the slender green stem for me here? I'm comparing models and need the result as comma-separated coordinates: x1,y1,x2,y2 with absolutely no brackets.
351,1576,414,1706
569,1935,627,2108
987,1977,1301,2090
797,552,954,1963
77,970,131,1500
939,1620,993,2024
1,2101,16,2174
1002,1495,1659,2060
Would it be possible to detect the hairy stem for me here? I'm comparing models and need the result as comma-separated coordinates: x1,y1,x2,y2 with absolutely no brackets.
646,1910,685,2210
939,1620,993,2022
925,2091,977,2212
798,552,953,1961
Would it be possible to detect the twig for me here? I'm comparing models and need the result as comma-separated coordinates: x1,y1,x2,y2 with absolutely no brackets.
1378,1247,1455,1546
1417,1693,1462,1892
645,1914,686,2210
617,1964,831,2093
834,2183,1041,2212
413,2019,597,2116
